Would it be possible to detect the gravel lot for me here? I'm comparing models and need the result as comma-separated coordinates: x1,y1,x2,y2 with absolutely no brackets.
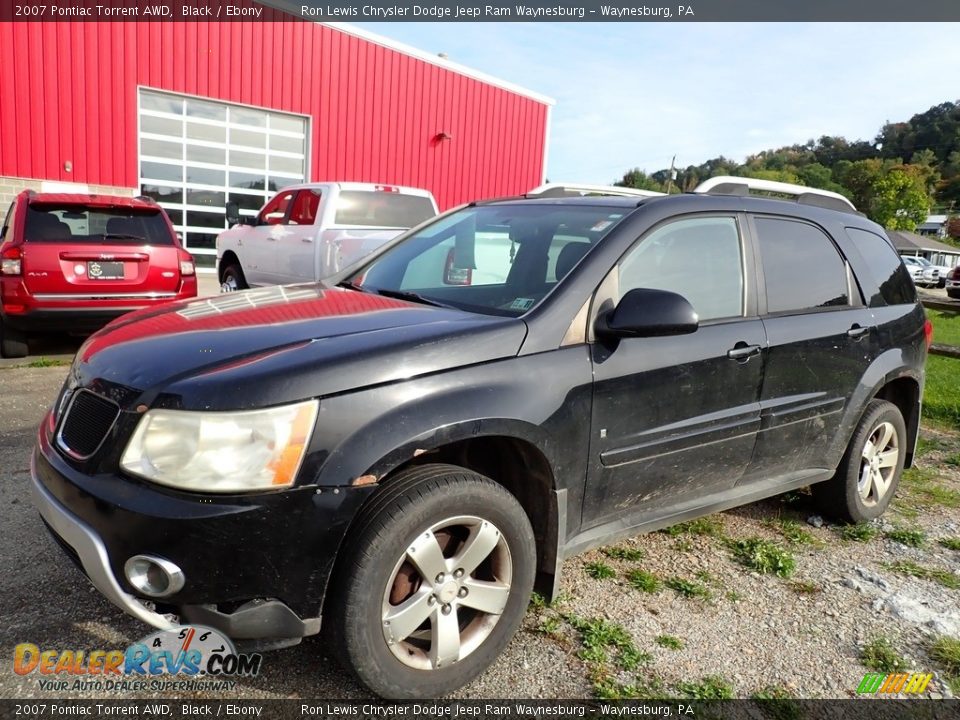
2,363,959,701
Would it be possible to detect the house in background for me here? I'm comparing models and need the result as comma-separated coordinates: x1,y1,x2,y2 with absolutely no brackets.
917,214,949,237
889,230,960,271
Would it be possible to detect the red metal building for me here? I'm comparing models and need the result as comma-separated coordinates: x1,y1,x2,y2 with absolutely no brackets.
0,12,553,267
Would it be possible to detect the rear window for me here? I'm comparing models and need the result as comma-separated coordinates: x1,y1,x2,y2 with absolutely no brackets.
846,227,917,306
334,191,435,228
25,205,174,245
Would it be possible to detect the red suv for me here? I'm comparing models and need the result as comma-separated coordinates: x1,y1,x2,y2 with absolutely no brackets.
0,192,197,358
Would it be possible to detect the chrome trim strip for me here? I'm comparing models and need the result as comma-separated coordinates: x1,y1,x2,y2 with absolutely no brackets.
33,292,178,300
30,453,176,631
55,390,121,461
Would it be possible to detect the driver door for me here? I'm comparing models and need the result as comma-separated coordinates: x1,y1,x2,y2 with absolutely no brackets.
582,215,766,529
243,189,297,286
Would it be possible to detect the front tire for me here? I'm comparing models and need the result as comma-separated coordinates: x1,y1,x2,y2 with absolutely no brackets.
327,464,536,699
0,317,28,358
220,263,248,292
813,399,906,523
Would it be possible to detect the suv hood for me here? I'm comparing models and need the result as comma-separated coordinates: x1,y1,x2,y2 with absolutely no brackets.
72,284,528,410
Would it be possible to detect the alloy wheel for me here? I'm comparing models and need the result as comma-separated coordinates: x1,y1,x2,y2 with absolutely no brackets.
857,420,899,506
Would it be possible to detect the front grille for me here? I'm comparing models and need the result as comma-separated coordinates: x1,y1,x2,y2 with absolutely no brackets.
57,390,120,459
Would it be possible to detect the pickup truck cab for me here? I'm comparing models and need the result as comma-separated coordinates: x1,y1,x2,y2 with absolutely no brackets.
216,182,438,291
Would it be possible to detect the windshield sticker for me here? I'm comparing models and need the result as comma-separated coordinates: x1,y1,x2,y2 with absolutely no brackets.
510,297,536,311
591,220,614,232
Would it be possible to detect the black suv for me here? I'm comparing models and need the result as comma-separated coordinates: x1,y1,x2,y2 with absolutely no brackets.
31,179,929,698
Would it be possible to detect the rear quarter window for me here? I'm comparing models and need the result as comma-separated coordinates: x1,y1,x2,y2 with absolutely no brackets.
335,192,435,228
845,227,917,306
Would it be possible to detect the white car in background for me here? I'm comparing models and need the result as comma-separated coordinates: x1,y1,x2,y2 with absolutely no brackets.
901,255,940,288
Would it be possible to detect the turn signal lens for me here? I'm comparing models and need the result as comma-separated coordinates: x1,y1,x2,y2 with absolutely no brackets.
1,247,22,275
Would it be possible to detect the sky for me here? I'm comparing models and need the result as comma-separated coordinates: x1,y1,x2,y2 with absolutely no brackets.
356,22,960,184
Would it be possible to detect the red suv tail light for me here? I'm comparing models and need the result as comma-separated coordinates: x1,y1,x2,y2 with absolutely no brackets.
179,254,196,276
1,246,22,276
924,319,934,348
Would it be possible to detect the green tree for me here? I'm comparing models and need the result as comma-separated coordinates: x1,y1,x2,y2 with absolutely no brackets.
869,168,931,230
615,168,662,192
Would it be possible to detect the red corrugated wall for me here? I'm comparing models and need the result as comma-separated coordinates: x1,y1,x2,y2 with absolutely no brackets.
0,13,550,210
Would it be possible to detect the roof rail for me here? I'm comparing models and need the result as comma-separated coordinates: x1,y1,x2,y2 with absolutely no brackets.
528,182,665,199
693,176,856,213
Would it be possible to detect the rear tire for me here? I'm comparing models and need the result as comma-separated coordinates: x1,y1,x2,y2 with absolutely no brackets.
948,289,960,300
220,263,248,292
813,399,906,523
327,464,536,699
0,318,28,358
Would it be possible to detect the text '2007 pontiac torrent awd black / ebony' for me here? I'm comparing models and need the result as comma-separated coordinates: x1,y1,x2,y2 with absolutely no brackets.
31,177,929,698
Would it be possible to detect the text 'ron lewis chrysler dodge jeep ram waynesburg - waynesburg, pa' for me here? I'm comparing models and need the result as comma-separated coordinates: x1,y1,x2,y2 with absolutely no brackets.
30,176,929,698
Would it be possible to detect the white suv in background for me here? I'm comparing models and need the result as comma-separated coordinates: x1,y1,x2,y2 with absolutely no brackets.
901,255,940,288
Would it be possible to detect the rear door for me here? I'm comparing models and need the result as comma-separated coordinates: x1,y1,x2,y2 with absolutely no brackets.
583,215,766,529
20,204,181,298
274,189,322,284
743,215,875,482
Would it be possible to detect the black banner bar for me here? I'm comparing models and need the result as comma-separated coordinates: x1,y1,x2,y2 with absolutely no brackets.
2,0,960,22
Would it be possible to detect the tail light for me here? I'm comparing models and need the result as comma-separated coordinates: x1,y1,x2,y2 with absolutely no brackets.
924,319,933,349
443,248,472,286
1,246,22,275
179,254,195,276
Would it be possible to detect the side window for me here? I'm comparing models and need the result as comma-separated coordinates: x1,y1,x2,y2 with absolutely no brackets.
618,216,743,322
845,227,917,306
289,190,321,226
259,190,296,226
754,217,848,314
0,202,13,242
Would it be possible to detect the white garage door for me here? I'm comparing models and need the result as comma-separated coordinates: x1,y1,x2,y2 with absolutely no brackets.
138,88,309,268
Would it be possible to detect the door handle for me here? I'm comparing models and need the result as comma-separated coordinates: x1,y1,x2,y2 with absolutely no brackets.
727,343,761,360
847,324,870,340
301,237,314,243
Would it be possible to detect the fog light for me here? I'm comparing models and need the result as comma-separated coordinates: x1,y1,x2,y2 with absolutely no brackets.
124,555,185,598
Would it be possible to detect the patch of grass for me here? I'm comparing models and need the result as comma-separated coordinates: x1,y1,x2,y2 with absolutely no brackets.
601,545,646,561
838,523,879,542
584,560,616,580
528,592,548,610
861,636,909,673
655,634,683,650
618,645,652,671
662,516,725,537
536,615,563,637
750,687,801,720
675,675,734,700
939,537,960,551
752,686,794,700
930,636,960,675
787,580,820,595
768,518,822,546
592,674,665,701
923,355,960,430
944,452,960,467
914,435,943,457
729,537,796,577
579,645,608,665
885,527,927,547
26,357,68,368
665,576,712,600
725,590,744,602
626,569,661,593
918,484,960,508
566,616,632,651
887,560,960,589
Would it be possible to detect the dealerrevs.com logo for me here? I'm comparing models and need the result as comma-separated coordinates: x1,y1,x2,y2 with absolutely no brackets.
14,626,262,692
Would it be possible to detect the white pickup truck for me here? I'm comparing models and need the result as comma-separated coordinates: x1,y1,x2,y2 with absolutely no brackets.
216,182,438,291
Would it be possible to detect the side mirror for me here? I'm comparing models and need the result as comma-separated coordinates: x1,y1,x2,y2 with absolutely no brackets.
596,288,699,338
225,201,241,227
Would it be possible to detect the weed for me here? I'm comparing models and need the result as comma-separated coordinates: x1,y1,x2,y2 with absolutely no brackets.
27,357,68,368
665,576,712,600
885,527,927,547
729,537,796,577
920,485,960,508
939,537,960,551
579,645,608,665
930,636,960,675
914,436,943,457
861,637,909,673
675,675,734,700
769,518,821,546
536,616,562,637
619,645,652,671
725,590,744,602
752,686,794,700
887,560,960,590
839,523,879,542
626,569,661,593
602,545,646,561
787,580,820,595
585,561,616,580
528,592,547,610
662,516,725,537
944,453,960,467
655,634,683,650
694,570,716,584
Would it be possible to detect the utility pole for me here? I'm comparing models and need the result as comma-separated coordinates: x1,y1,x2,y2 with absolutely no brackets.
665,155,677,195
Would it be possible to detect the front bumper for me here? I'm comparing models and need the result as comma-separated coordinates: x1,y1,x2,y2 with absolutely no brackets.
32,423,374,642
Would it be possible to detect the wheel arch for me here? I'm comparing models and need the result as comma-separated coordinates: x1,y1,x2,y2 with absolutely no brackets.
872,375,922,468
217,250,241,282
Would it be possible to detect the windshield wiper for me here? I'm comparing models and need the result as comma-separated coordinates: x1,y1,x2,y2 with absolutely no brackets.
373,288,454,309
103,233,146,242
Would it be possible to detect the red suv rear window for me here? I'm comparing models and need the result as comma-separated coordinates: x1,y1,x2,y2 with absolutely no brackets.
25,205,174,246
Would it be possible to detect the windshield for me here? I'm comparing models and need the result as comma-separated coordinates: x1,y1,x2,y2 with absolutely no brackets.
334,191,436,228
25,205,174,245
350,204,627,317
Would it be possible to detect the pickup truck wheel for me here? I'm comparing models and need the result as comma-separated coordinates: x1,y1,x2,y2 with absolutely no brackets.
813,399,906,523
220,264,248,292
0,318,28,358
328,464,536,698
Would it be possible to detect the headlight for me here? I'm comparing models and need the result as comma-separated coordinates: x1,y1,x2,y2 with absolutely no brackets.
119,400,318,493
